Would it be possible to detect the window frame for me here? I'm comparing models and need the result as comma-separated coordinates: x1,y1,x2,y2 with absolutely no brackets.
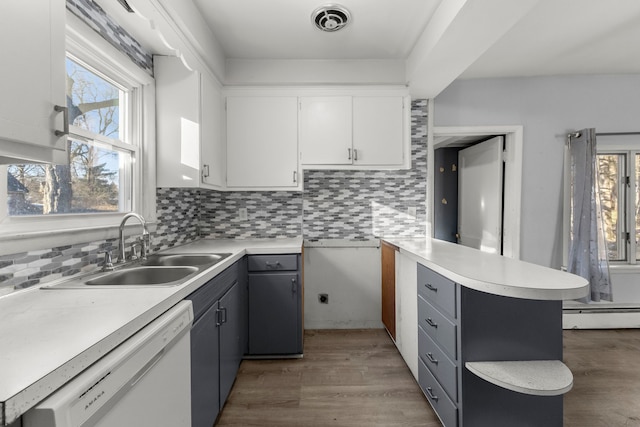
0,11,156,256
595,135,640,268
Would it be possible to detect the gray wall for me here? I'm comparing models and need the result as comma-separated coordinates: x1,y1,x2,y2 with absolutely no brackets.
434,74,640,269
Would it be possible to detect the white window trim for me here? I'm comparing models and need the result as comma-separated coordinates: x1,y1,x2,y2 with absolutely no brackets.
563,134,640,269
0,11,156,256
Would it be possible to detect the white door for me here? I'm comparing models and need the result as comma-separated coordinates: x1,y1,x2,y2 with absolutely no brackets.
458,136,504,254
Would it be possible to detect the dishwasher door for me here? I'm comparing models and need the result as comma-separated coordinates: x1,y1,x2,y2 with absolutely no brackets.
23,301,193,427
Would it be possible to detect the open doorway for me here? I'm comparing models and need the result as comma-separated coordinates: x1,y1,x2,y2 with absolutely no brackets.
429,126,523,259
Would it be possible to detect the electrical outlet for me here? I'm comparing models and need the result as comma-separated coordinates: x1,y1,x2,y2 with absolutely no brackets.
238,208,248,221
407,206,417,218
318,293,329,304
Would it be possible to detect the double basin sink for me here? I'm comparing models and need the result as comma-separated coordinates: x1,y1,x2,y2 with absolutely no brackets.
45,253,231,289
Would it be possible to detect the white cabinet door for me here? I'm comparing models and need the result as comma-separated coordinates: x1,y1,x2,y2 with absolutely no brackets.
200,75,225,188
226,97,300,190
0,0,67,164
155,57,224,189
353,96,405,166
299,96,352,166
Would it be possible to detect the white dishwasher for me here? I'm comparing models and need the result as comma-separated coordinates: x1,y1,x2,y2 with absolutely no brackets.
23,301,193,427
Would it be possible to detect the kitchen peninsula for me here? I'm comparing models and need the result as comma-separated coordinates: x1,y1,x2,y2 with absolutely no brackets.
383,237,589,427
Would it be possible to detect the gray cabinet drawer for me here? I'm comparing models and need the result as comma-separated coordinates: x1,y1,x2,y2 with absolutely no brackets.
417,264,456,319
419,295,457,360
419,357,458,427
248,254,298,271
419,325,457,402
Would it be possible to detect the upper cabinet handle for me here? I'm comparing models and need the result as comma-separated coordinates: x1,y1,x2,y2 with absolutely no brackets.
347,148,352,160
202,164,210,178
54,105,69,137
353,148,358,161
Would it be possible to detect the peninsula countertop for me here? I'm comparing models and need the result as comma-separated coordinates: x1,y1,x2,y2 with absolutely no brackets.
0,238,302,426
383,237,589,300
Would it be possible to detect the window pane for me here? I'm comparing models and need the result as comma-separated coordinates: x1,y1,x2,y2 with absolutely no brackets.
66,58,123,140
7,139,131,216
597,154,625,261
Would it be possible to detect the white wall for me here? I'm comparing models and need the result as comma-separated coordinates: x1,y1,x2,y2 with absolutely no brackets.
434,74,640,304
303,246,383,329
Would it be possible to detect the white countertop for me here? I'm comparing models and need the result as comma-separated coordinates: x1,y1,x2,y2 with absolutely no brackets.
0,238,302,425
384,238,589,301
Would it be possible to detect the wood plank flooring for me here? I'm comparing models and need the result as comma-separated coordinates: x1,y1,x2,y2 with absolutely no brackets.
563,329,640,427
217,328,640,427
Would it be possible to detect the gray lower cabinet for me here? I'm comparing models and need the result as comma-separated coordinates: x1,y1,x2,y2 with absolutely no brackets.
186,260,247,427
417,263,564,427
247,254,303,355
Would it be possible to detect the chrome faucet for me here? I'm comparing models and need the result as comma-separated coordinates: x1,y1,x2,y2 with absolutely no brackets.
117,213,150,263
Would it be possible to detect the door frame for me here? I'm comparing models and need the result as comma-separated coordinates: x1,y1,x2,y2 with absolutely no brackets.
428,125,523,260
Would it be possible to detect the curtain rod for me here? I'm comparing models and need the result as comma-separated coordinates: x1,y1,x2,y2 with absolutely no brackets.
596,132,640,136
567,131,640,140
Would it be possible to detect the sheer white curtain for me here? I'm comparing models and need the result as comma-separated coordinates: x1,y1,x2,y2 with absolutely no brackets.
567,128,613,302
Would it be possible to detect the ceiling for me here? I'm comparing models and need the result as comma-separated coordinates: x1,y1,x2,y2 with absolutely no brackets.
192,0,640,77
100,0,640,97
192,0,442,60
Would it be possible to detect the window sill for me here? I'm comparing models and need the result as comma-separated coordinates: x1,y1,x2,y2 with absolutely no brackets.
0,220,158,256
608,264,640,274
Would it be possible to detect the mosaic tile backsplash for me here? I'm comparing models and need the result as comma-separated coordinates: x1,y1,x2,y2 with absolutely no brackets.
1,100,427,293
67,0,153,74
200,191,303,239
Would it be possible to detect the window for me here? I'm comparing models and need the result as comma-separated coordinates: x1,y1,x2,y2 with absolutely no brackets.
0,12,155,253
596,135,640,265
8,57,134,216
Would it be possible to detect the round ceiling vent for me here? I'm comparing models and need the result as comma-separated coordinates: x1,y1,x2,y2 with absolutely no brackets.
312,5,351,32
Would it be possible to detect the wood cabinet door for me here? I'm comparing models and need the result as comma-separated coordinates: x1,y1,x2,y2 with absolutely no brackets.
381,241,398,340
353,96,405,166
299,96,352,165
226,96,300,189
0,0,67,163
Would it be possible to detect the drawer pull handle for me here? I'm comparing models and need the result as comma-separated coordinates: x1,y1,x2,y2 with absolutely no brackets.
265,261,281,269
426,352,439,365
426,387,439,402
426,317,438,328
425,283,438,292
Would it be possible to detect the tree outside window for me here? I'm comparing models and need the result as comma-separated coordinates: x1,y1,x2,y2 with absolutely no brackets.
7,57,132,216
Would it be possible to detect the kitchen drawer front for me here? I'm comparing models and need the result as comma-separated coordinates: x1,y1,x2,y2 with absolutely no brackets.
419,325,457,402
419,357,458,427
418,295,457,360
248,254,298,272
417,264,456,319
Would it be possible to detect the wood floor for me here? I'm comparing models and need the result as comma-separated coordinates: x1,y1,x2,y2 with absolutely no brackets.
217,328,640,427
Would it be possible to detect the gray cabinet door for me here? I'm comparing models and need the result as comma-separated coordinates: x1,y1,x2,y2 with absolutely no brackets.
219,282,242,405
248,272,300,354
190,303,220,427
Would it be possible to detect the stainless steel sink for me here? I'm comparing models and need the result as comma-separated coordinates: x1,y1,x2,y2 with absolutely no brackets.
85,266,199,286
142,253,231,267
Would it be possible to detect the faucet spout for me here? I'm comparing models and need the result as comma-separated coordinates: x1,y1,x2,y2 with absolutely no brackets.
117,213,150,263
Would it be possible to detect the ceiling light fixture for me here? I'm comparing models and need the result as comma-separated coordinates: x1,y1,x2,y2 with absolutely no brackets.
312,4,351,32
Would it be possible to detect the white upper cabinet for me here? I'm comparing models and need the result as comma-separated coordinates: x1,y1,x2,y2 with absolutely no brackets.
155,56,224,189
0,0,67,164
299,94,409,169
299,97,352,165
226,96,301,190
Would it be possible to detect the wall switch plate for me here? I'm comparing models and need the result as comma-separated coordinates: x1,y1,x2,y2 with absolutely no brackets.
239,208,248,221
407,206,417,218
